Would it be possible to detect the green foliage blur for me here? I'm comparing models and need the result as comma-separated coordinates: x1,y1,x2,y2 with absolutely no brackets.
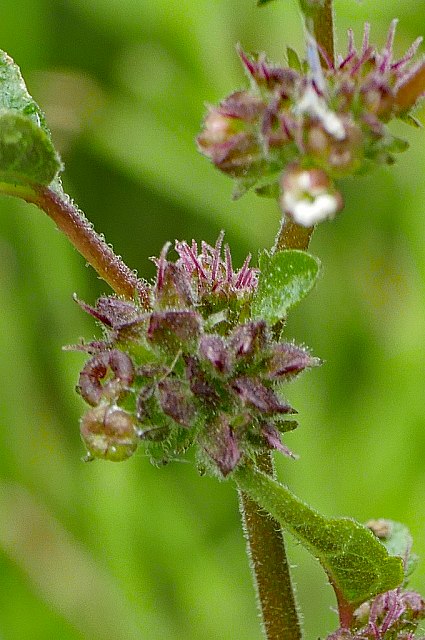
0,1,424,637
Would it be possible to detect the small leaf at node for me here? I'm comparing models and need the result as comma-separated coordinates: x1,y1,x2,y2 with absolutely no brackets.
251,250,320,325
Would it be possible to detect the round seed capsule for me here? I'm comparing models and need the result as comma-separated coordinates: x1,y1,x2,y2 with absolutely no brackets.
80,405,138,462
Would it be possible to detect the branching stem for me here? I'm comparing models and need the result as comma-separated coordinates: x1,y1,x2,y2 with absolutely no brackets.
0,183,150,305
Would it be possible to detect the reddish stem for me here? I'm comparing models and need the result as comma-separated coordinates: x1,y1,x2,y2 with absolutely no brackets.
2,183,150,305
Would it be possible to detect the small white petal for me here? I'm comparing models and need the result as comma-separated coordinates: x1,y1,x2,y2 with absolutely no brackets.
284,193,340,227
294,86,346,141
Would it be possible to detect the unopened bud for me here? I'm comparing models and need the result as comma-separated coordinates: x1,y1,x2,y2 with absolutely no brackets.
197,93,264,179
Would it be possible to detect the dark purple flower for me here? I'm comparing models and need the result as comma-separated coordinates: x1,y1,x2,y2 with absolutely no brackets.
199,334,231,373
158,378,195,427
266,342,321,379
201,414,242,477
232,376,294,415
229,321,267,358
147,310,201,352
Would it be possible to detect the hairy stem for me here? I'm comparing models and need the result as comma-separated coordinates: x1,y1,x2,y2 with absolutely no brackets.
239,214,314,638
238,453,301,640
0,183,149,304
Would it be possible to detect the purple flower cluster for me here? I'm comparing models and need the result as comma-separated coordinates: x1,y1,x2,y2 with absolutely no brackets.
72,236,318,473
198,21,425,226
328,588,425,639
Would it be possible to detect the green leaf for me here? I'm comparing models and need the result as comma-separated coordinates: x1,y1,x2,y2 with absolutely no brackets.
367,519,419,578
235,466,404,608
251,250,320,325
385,136,410,154
0,50,61,187
286,47,302,72
257,0,277,5
0,111,61,186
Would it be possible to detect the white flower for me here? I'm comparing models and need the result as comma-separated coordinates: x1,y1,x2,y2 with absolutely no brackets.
280,167,343,227
282,191,341,226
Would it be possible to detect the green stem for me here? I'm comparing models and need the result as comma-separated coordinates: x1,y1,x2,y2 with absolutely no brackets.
239,215,315,638
0,182,150,305
238,453,301,640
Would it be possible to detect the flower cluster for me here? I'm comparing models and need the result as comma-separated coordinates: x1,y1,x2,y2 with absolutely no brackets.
71,236,319,475
198,21,425,226
328,589,425,639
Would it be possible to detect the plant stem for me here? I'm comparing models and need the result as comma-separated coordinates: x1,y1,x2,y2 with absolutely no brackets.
273,218,314,253
311,0,334,67
240,0,333,597
238,453,301,640
0,183,150,304
239,215,315,639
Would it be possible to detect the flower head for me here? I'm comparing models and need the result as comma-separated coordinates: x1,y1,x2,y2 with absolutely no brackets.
71,235,319,475
198,21,425,225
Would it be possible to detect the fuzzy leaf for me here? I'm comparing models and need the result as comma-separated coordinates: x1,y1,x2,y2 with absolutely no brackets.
0,50,61,187
251,250,320,324
235,466,404,609
367,519,419,578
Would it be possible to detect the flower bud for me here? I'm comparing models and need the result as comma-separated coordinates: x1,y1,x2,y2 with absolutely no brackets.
80,405,138,461
153,244,194,309
229,321,266,359
266,343,321,380
197,92,265,179
147,310,201,353
199,334,230,373
232,376,294,415
158,378,195,427
200,414,241,477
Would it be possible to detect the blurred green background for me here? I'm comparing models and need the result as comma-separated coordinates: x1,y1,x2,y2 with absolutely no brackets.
1,0,425,637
